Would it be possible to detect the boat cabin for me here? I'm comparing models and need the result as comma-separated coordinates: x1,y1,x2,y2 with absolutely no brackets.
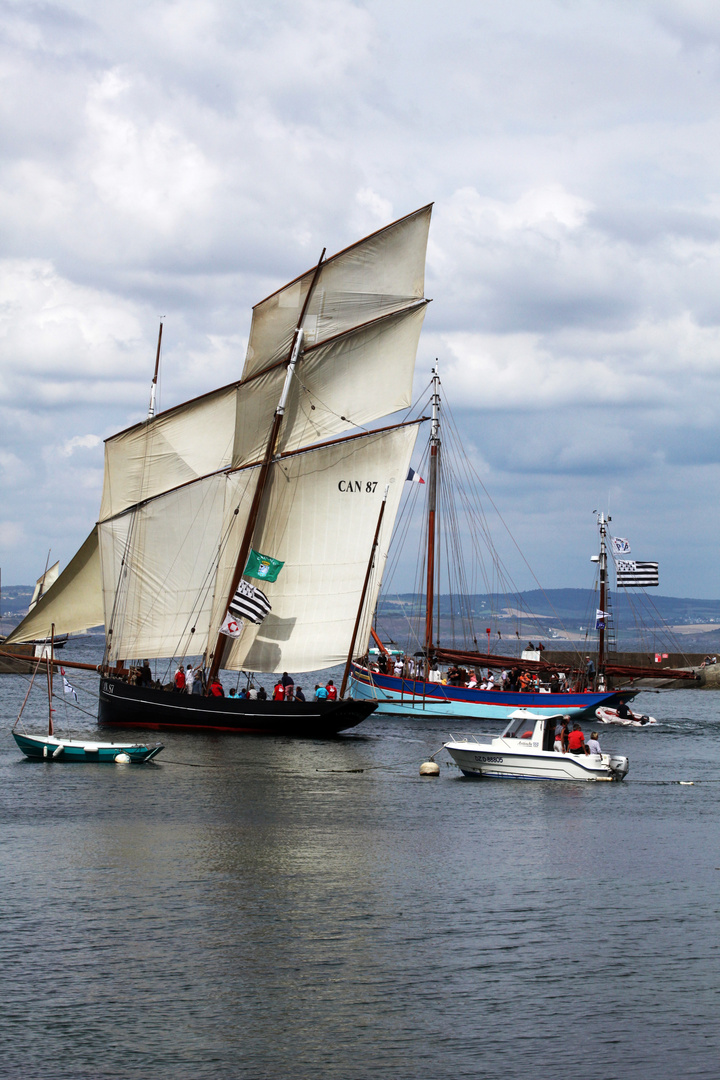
500,712,557,752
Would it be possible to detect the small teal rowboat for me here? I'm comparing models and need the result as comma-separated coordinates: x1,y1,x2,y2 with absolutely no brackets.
13,731,164,763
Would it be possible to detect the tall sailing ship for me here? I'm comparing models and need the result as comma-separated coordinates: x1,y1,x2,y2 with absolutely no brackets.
4,206,434,736
350,366,646,722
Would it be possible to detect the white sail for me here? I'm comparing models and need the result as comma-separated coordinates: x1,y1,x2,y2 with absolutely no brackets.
99,384,238,522
5,529,103,643
243,205,432,379
233,303,427,466
100,469,260,663
28,561,60,611
100,301,426,522
215,422,420,673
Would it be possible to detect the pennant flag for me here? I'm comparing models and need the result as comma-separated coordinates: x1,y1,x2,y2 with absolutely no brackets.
244,548,284,583
228,579,271,624
406,467,425,484
616,560,659,587
595,609,610,629
219,612,244,638
60,668,77,701
611,536,631,556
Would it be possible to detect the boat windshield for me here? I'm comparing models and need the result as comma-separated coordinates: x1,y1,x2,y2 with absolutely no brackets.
501,715,539,739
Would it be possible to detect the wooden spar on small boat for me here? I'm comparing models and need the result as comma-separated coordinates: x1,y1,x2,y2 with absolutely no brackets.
340,486,389,698
206,247,327,687
46,624,54,735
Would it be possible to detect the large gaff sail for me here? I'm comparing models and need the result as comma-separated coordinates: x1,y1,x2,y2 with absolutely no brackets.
217,422,421,674
5,529,103,644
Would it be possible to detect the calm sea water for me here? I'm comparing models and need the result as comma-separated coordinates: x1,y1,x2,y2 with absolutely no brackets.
1,639,719,1079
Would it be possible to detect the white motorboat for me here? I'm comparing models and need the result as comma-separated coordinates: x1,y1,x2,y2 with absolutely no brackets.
595,706,656,727
444,709,629,782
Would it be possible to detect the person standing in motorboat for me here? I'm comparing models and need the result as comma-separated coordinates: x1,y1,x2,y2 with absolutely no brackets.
554,715,571,752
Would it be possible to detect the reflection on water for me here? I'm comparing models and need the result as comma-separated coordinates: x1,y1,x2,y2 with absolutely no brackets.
1,643,719,1078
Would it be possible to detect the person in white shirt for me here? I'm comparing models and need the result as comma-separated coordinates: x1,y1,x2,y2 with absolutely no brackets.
587,731,602,756
185,665,194,694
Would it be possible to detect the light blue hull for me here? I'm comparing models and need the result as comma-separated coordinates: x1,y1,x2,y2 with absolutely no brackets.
350,665,634,722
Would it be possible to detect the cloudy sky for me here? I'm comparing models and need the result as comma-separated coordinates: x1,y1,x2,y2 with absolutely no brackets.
2,0,720,596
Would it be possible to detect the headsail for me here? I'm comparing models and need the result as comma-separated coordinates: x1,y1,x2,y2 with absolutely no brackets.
5,529,103,643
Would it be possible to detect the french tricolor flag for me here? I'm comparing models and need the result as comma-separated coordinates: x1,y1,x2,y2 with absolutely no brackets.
406,467,425,484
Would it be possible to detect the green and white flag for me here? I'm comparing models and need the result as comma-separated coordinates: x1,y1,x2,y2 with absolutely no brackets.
244,548,284,583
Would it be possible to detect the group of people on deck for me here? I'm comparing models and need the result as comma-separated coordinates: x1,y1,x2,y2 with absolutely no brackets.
553,715,601,756
370,655,586,693
162,664,336,702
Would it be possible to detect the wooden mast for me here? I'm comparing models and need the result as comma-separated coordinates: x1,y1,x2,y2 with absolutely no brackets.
206,248,326,686
424,363,441,675
339,486,389,698
47,624,55,736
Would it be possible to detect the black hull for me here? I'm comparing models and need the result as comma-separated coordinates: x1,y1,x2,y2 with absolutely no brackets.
98,678,375,737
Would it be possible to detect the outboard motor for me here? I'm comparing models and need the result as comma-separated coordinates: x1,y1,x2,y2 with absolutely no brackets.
608,754,629,780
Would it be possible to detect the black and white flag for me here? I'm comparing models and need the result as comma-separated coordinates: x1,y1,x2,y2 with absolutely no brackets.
228,579,271,624
616,560,659,587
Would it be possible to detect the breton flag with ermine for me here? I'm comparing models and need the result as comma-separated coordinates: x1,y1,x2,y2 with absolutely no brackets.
227,579,272,624
616,560,659,587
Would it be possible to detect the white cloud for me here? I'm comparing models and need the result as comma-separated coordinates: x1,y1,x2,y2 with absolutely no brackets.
1,0,720,595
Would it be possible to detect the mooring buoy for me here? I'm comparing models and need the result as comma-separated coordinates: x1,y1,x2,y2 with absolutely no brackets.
419,760,440,776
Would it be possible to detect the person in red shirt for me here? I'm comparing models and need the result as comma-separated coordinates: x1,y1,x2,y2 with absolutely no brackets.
567,724,587,754
325,680,338,700
209,677,224,697
273,682,285,701
174,665,186,692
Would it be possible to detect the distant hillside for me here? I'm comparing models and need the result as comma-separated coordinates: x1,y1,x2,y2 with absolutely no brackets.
1,585,34,617
376,589,720,653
